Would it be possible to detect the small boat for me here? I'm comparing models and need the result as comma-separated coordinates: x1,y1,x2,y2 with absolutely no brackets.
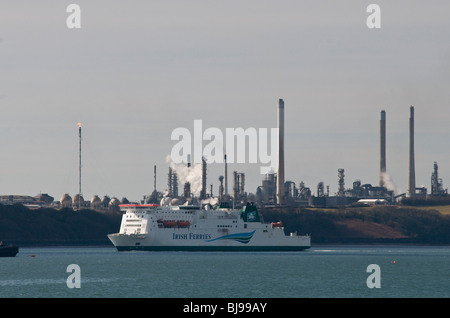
0,241,19,257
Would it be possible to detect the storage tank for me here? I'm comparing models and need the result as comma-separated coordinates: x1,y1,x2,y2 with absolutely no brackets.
60,193,72,208
170,198,182,206
90,195,101,208
160,197,172,206
73,194,84,206
107,197,119,207
101,196,110,208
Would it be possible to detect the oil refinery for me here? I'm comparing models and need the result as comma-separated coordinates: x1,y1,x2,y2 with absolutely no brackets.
1,100,447,210
140,101,448,209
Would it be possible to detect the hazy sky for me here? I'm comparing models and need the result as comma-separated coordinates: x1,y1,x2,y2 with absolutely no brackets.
1,1,449,202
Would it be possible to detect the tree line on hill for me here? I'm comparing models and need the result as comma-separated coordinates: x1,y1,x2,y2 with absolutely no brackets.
0,203,122,245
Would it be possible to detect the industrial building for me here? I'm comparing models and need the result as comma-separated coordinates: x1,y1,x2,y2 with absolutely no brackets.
251,104,448,208
117,102,449,209
431,162,448,196
0,194,50,206
2,100,448,212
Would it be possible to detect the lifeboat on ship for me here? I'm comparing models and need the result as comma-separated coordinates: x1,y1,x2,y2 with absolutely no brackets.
177,220,190,228
163,220,177,228
271,221,283,228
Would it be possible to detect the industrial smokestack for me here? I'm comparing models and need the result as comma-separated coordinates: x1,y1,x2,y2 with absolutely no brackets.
201,156,207,199
218,176,224,201
379,110,386,187
77,122,82,210
407,106,416,197
168,167,173,196
276,98,285,205
154,165,157,192
184,154,191,198
224,154,228,197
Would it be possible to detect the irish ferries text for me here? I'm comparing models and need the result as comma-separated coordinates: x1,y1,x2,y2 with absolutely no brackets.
173,233,212,240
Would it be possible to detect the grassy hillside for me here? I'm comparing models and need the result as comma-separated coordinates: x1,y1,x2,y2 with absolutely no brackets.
414,205,450,215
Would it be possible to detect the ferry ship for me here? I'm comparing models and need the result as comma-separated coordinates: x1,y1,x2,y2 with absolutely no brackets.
107,203,310,251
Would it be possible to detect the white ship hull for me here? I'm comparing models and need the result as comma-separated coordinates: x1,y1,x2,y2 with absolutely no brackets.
107,204,310,252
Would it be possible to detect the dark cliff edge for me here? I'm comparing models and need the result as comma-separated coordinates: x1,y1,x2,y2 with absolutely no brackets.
1,203,450,246
0,204,122,246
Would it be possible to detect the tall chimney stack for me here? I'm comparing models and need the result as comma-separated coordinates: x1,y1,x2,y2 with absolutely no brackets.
379,110,386,187
407,106,416,197
154,165,157,192
276,98,285,205
224,154,228,197
78,122,82,210
201,157,207,199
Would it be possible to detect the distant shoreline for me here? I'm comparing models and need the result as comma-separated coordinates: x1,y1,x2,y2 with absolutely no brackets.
2,203,450,248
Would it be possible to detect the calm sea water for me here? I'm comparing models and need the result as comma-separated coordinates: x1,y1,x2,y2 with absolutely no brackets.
0,245,449,298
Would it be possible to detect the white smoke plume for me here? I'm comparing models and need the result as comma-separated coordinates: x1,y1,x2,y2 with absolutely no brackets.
166,155,203,196
381,172,397,194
